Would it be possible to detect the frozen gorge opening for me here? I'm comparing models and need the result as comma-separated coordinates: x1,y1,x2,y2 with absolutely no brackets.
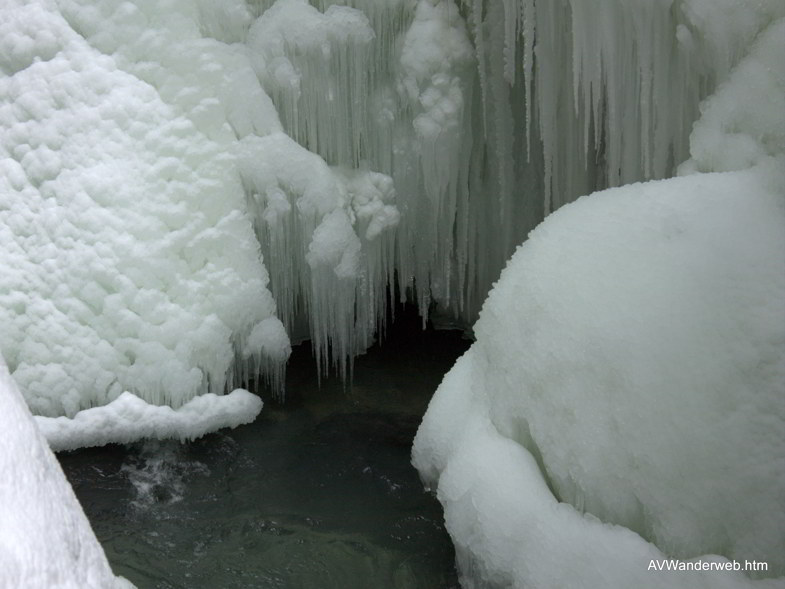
0,0,784,587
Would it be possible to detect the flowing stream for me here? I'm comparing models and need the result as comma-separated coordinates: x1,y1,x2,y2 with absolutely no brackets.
58,310,469,588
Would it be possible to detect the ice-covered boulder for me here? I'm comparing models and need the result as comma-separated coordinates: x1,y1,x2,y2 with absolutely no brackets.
0,358,133,588
414,160,785,588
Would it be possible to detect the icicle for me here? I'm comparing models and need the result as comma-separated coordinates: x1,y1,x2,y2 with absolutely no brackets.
470,0,489,137
502,0,518,84
243,0,777,382
238,132,398,381
248,0,376,166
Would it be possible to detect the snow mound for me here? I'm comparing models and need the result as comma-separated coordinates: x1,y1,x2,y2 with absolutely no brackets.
414,161,785,589
413,13,785,589
0,358,133,589
37,389,263,452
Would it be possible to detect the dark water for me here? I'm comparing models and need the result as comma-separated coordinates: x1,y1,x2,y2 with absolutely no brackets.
58,311,470,589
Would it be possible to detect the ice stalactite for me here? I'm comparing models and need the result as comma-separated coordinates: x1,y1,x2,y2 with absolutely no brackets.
238,133,398,382
247,0,761,330
462,0,785,212
393,0,477,319
418,0,785,323
248,0,484,323
247,0,376,168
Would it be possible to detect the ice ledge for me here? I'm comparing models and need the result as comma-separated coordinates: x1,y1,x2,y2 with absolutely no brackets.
36,390,263,452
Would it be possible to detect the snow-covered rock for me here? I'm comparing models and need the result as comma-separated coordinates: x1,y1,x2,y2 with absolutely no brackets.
0,357,133,589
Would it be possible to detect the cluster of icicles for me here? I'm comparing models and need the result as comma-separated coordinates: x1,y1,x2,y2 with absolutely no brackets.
252,0,757,363
1,0,775,415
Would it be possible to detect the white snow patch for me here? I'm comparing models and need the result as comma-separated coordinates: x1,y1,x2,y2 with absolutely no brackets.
0,357,133,589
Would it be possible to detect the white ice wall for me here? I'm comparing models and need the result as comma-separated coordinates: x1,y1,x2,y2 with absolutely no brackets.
246,0,785,329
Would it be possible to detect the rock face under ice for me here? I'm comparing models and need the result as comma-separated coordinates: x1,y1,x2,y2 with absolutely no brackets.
413,15,785,589
0,358,133,589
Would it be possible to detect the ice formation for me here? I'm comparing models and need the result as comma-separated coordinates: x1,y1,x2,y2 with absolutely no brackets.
7,0,770,419
1,0,486,423
413,8,785,589
0,0,404,420
1,0,784,586
238,132,398,378
242,0,785,330
0,0,288,417
37,388,263,452
248,0,480,320
2,3,784,584
0,357,134,588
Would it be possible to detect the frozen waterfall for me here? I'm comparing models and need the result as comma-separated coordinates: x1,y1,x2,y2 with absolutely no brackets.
1,0,784,586
4,0,778,420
